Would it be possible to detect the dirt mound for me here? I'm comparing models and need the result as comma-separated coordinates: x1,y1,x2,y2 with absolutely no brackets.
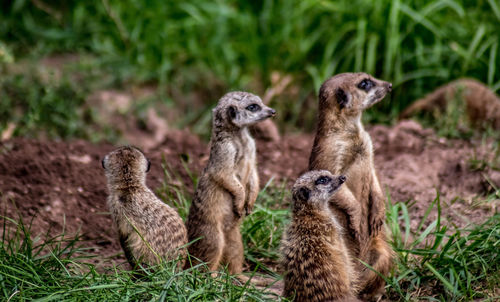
371,120,499,230
0,130,206,260
0,121,498,262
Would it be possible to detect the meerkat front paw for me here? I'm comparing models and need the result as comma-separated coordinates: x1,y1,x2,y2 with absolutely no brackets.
369,213,384,237
233,204,244,218
244,203,254,216
347,213,363,243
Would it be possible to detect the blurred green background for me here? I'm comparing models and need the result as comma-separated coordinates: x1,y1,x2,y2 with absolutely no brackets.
1,0,499,140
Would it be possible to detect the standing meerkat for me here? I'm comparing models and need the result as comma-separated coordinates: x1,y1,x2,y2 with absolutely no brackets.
186,91,276,274
103,146,187,268
309,72,393,300
281,170,361,302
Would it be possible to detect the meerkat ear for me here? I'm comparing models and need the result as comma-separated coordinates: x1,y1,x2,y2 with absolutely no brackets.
227,106,238,120
318,84,329,105
146,159,151,172
335,88,350,108
293,187,310,202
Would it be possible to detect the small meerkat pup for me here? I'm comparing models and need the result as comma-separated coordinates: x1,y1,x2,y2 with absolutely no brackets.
309,72,393,300
186,91,276,274
103,146,187,268
281,170,361,302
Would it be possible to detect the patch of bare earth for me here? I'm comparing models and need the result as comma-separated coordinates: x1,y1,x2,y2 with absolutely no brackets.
0,120,498,269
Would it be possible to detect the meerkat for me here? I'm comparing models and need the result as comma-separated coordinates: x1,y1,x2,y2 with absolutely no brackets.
399,78,500,129
185,91,276,274
281,170,361,302
308,72,393,300
102,146,187,268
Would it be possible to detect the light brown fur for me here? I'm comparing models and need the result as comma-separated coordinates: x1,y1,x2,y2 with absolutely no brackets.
185,91,276,274
309,72,394,300
103,146,187,268
281,170,361,302
400,78,500,129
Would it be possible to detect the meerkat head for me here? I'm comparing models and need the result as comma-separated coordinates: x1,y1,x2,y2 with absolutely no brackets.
213,91,276,129
292,170,346,212
318,72,392,118
102,146,151,189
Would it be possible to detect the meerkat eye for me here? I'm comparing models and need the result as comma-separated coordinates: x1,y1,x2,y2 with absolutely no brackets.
246,104,261,112
101,159,106,169
357,79,374,91
146,160,151,172
315,176,331,185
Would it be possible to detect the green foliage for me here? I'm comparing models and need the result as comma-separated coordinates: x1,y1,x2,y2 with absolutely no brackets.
2,0,500,131
386,195,500,301
0,71,84,139
1,182,499,300
242,179,289,274
0,215,283,301
0,68,118,142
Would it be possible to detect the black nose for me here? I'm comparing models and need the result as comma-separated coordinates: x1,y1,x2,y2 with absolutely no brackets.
387,83,393,92
339,175,346,183
268,108,277,116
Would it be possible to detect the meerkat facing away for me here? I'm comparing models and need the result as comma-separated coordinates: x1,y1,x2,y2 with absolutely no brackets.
281,170,361,302
309,73,393,300
103,146,187,268
185,91,276,274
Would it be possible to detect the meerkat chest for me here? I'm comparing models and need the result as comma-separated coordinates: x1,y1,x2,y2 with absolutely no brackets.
345,132,374,199
233,131,256,183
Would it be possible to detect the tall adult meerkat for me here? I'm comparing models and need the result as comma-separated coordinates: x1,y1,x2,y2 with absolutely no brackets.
281,170,361,302
186,91,276,274
309,72,393,300
103,146,187,268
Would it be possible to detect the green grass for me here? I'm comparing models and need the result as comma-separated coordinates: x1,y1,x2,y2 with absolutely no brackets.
0,213,284,301
0,61,121,142
386,194,500,301
2,170,499,301
1,0,500,138
242,179,289,275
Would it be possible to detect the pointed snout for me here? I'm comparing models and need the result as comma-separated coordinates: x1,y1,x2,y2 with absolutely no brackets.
386,82,393,92
339,175,346,184
267,108,277,117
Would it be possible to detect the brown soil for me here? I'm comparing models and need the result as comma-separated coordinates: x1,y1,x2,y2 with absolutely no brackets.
0,120,498,266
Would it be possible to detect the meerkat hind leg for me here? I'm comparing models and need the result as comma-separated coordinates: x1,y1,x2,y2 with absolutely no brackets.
358,237,393,301
221,226,244,275
187,224,225,272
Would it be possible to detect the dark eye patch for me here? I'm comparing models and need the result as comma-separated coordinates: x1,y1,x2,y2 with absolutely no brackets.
246,104,261,112
315,176,331,185
146,159,151,172
357,79,374,91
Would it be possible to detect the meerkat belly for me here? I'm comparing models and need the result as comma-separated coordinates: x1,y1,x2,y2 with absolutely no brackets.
236,159,252,187
209,187,234,223
345,160,371,202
